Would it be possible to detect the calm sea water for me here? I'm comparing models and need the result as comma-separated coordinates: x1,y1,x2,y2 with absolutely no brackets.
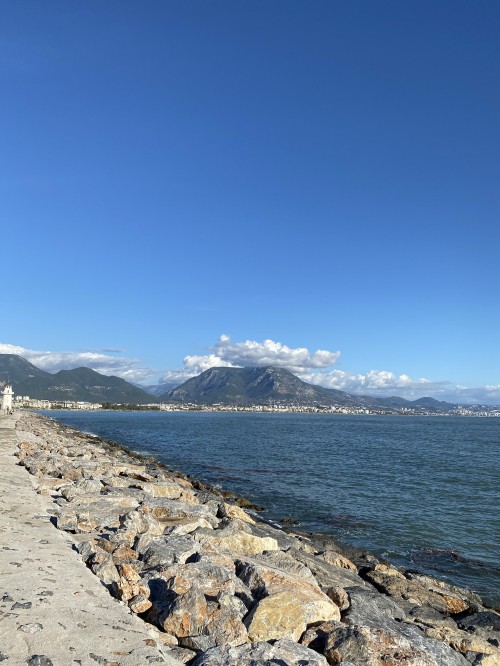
42,411,500,605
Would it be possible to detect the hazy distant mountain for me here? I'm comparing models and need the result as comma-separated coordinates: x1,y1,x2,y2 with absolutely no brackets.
144,380,178,397
375,395,456,411
162,366,377,408
0,354,155,404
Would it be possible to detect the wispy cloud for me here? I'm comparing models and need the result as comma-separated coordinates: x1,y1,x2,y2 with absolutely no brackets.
159,335,341,386
0,343,155,384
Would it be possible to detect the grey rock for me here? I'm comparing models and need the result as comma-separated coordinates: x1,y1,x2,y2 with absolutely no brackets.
344,585,409,631
366,569,470,615
18,623,43,634
405,604,459,630
302,621,436,666
91,555,120,585
249,520,301,550
344,587,469,665
27,657,53,666
143,535,200,569
458,610,500,633
167,647,198,664
289,547,368,589
141,498,219,527
192,638,328,665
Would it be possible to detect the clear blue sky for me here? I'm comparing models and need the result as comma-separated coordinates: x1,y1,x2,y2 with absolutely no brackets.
1,1,499,401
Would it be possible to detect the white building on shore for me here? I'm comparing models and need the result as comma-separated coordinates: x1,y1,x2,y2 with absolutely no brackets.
1,382,14,413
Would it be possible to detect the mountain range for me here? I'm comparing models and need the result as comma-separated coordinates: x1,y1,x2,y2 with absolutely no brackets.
0,353,457,412
0,354,154,404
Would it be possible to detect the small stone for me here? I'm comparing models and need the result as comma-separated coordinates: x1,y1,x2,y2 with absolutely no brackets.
27,657,54,666
18,623,43,634
12,601,32,610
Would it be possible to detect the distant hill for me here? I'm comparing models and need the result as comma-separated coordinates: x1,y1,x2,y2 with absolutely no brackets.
0,354,155,404
375,395,456,411
162,366,378,408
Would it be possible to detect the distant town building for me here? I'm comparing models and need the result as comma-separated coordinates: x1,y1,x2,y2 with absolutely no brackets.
1,382,14,413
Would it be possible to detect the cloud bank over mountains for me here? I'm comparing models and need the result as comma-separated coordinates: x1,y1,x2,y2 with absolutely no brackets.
0,343,155,384
1,337,499,404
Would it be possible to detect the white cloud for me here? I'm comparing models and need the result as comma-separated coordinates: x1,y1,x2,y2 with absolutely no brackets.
297,368,451,399
182,335,341,374
158,335,341,385
0,343,155,384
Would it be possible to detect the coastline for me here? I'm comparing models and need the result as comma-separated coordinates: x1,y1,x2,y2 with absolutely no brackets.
3,410,499,665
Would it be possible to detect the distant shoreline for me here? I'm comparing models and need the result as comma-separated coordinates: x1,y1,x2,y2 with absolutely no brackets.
26,403,500,417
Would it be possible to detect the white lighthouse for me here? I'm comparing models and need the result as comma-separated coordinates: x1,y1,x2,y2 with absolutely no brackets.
1,383,14,413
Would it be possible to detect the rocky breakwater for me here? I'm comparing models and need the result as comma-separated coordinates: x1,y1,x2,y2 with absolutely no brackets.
15,412,500,666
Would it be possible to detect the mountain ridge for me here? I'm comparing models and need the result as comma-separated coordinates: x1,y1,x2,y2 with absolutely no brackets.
0,354,155,404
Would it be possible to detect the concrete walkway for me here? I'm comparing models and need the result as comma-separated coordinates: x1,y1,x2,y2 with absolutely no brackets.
0,414,181,666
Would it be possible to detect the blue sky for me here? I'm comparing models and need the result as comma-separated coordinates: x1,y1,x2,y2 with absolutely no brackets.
1,1,499,403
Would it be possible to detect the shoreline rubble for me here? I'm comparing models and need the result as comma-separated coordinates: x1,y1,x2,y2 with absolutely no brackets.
4,411,500,665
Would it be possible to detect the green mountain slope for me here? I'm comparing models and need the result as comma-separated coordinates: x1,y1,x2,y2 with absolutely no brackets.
0,354,155,404
161,366,376,407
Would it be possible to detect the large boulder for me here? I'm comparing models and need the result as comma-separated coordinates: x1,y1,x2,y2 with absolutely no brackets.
365,566,471,615
302,620,436,665
142,535,201,568
194,520,279,556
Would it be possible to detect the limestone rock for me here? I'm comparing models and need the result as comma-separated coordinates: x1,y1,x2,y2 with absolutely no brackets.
129,594,152,614
112,543,139,564
319,549,358,572
192,638,328,665
457,610,500,633
91,555,120,585
425,624,500,657
118,562,142,582
142,535,201,569
301,620,436,665
151,586,248,649
236,556,340,625
289,547,368,589
326,585,350,611
366,569,469,615
343,585,409,632
163,517,214,536
194,521,279,556
168,647,197,663
148,561,243,600
223,503,255,524
141,481,184,499
141,497,219,527
244,590,308,642
342,587,469,664
121,509,164,535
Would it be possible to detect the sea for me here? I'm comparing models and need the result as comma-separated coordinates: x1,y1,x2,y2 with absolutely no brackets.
41,410,500,606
